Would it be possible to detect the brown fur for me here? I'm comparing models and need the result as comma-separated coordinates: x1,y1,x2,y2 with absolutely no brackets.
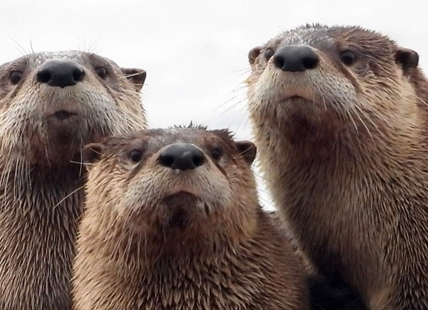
0,51,147,309
246,24,428,309
72,125,309,310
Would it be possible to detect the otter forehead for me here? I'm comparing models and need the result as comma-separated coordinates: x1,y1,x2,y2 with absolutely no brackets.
103,127,234,156
267,24,395,52
143,127,229,146
1,50,119,71
269,24,334,47
149,127,226,144
28,51,87,66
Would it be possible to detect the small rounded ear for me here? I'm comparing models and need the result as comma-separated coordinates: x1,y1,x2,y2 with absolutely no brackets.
395,48,419,73
248,46,262,65
235,141,257,165
120,68,147,92
82,143,105,165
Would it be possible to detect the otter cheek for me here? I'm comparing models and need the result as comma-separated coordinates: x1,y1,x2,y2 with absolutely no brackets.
124,174,162,213
253,66,289,110
202,172,232,209
77,90,114,116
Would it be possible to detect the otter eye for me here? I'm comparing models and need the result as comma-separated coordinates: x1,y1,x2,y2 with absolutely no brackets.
9,71,23,85
264,48,275,61
129,150,143,163
95,67,108,80
211,147,223,160
340,50,356,66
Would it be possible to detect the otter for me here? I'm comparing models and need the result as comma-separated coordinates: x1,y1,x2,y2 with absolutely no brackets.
72,125,309,310
246,24,428,309
0,51,147,310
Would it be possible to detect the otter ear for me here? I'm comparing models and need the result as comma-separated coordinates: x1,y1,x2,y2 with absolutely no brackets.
395,48,419,73
235,141,257,165
120,68,147,92
82,143,105,165
248,46,262,65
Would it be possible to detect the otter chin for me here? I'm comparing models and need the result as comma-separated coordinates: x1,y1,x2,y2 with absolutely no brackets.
247,24,428,309
161,192,202,229
72,125,310,310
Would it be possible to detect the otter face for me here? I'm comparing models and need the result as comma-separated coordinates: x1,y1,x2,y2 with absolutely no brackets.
247,24,420,143
82,125,257,237
0,51,147,167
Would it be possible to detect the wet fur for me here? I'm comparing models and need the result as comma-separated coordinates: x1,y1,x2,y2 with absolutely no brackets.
267,211,367,310
73,126,309,310
0,51,147,309
247,24,428,309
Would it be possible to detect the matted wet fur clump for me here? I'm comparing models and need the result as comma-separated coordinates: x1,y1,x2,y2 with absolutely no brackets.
72,125,309,310
246,23,428,309
0,50,147,309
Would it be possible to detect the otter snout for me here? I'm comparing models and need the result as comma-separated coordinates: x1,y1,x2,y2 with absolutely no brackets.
158,143,205,171
36,59,85,88
273,46,319,72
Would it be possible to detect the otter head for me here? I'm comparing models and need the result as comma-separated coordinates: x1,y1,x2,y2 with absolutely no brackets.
82,125,258,253
247,24,423,157
0,51,147,169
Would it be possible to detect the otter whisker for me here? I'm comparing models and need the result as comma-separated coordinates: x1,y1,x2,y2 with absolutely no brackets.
218,101,247,120
215,94,246,114
69,160,93,167
120,88,145,97
349,103,375,142
29,39,35,55
252,170,275,185
344,105,360,137
121,72,144,80
78,136,84,178
213,82,248,112
53,185,85,209
85,36,102,54
5,35,28,57
231,67,252,75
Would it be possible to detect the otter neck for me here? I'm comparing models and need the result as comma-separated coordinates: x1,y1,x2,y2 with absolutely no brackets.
262,115,427,224
82,201,260,265
0,162,85,212
257,115,428,298
0,161,85,309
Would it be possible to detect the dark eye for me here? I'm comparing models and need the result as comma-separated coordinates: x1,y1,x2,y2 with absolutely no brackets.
129,150,143,163
9,71,23,85
340,50,356,66
95,67,108,80
264,48,275,61
211,147,223,160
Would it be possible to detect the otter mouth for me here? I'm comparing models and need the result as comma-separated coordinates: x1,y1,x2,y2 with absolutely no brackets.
282,90,315,102
288,95,305,100
272,84,319,104
163,191,199,205
52,110,77,120
279,95,314,106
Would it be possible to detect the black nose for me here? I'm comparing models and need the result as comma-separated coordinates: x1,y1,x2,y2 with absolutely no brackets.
159,144,205,171
273,46,320,72
36,60,85,88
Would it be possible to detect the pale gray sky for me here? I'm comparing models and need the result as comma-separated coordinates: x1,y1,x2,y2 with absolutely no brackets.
2,0,427,210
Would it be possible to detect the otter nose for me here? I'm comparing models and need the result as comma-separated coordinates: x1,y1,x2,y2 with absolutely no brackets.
158,144,205,171
273,46,319,72
36,60,85,88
